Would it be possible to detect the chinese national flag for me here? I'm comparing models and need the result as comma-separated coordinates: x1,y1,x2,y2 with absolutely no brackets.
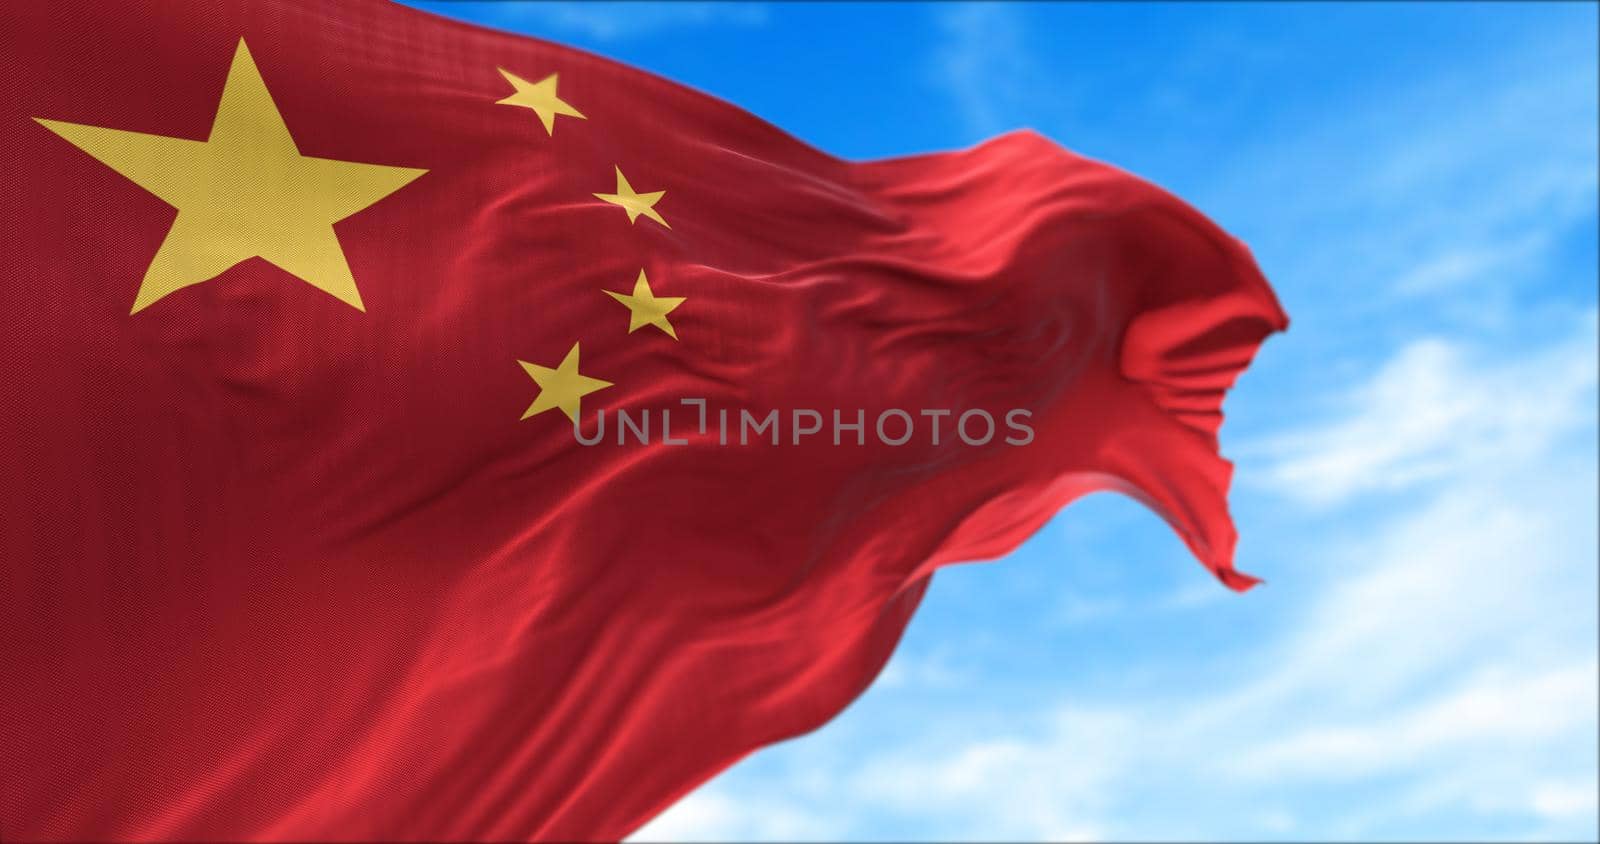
0,1,1287,840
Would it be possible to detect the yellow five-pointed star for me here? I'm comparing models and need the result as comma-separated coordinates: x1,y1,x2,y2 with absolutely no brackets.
593,166,669,228
519,342,613,423
605,269,685,339
34,39,426,314
495,68,585,136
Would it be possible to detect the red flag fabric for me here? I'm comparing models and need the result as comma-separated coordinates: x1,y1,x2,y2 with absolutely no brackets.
0,1,1287,840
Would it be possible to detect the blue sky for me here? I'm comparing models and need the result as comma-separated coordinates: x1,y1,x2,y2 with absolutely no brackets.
403,3,1598,839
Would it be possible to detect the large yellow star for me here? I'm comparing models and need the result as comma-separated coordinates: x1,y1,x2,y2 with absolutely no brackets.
593,166,669,229
519,342,613,423
495,69,586,136
604,269,685,340
34,39,426,314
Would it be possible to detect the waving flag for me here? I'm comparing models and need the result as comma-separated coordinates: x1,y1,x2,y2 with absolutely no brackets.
0,0,1286,840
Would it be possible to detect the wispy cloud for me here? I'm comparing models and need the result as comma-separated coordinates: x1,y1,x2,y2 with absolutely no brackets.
1200,16,1597,334
638,325,1598,840
1231,661,1596,780
1392,233,1549,297
1250,314,1597,507
633,6,1596,841
632,789,844,842
927,6,1044,137
874,647,970,692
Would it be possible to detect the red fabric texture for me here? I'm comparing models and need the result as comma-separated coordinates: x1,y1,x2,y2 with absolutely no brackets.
0,1,1287,840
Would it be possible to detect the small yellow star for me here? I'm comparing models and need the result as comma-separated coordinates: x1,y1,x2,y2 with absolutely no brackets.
519,342,613,423
593,166,669,228
604,269,685,340
496,69,585,136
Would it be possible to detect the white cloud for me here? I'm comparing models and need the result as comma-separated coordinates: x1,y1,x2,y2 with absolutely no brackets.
1232,661,1598,780
1251,314,1597,507
636,9,1597,841
928,6,1043,137
847,712,1123,841
631,789,844,842
853,419,1594,835
1392,233,1549,297
1530,779,1600,823
634,311,1599,842
874,647,969,692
